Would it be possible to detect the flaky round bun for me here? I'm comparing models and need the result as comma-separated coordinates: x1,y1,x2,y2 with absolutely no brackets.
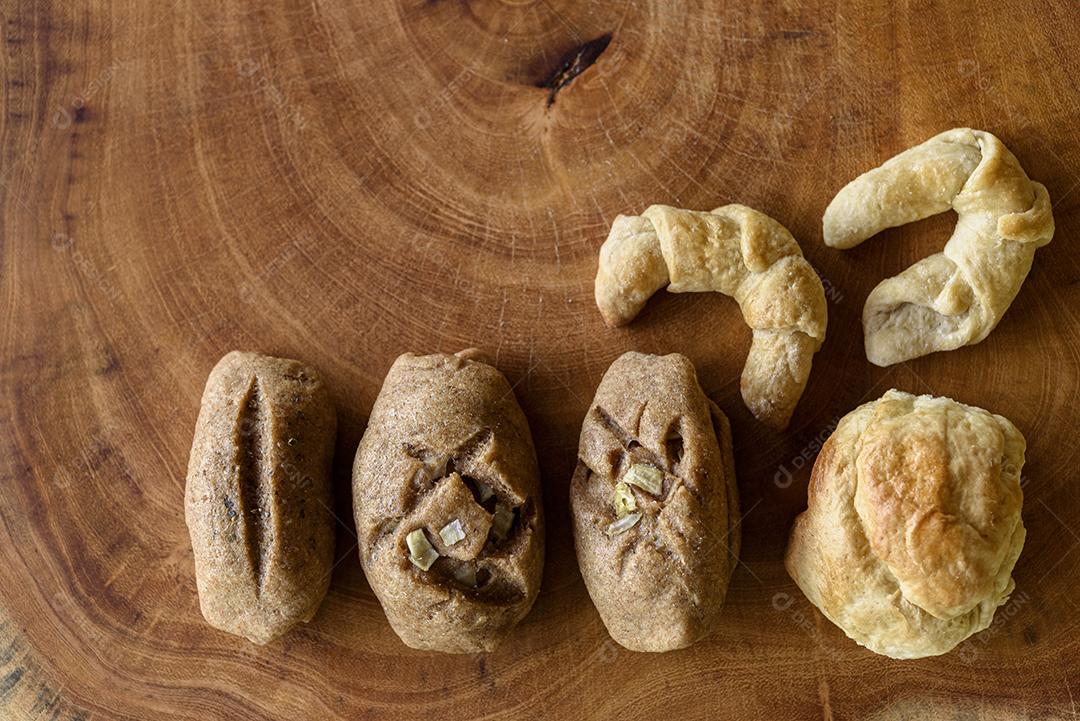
785,389,1026,659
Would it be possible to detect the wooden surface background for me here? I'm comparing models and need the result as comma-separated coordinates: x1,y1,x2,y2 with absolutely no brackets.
2,1,1079,719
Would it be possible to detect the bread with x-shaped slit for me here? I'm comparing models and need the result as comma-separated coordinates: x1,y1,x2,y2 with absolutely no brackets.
570,352,740,652
352,350,544,653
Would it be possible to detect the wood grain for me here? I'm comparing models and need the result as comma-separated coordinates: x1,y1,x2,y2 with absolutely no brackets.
2,1,1079,719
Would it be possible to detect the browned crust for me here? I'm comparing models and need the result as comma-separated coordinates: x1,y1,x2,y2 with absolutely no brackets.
570,351,739,651
185,351,337,645
784,389,1026,658
352,351,544,653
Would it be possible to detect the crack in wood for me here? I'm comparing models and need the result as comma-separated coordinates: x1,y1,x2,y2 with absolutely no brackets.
538,33,612,107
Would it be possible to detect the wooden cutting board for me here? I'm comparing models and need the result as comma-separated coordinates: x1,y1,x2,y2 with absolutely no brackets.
3,1,1079,719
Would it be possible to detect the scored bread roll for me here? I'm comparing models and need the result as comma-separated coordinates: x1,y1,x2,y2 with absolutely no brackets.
185,351,337,645
352,350,544,653
571,352,740,652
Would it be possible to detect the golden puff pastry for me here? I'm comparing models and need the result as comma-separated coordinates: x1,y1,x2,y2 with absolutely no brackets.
823,128,1054,366
595,205,827,430
785,389,1026,659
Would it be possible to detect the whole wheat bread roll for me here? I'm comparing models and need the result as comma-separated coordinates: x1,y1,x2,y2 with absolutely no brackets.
570,351,740,651
185,351,337,645
352,350,544,653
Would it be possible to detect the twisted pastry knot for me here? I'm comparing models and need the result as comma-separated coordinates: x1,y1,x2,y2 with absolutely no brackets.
824,128,1054,366
595,204,827,430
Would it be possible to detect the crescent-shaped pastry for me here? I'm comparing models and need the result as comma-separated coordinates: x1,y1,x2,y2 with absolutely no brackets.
823,128,1054,366
595,204,827,430
785,389,1026,659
